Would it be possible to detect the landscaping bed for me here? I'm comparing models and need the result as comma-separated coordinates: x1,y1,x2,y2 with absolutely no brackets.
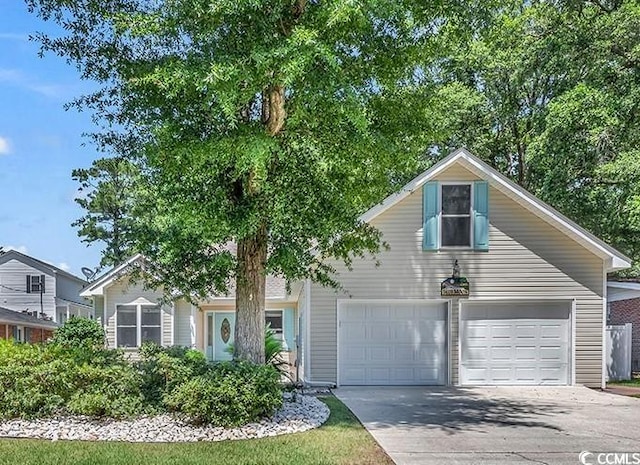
0,393,329,442
0,396,391,465
0,319,331,440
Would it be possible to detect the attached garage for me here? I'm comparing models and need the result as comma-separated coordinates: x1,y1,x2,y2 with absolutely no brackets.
337,300,448,386
460,301,572,385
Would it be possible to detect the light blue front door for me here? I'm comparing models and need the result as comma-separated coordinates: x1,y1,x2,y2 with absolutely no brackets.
207,312,235,361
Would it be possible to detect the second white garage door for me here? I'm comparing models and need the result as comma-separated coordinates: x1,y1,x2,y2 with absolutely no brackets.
338,301,447,386
460,301,571,385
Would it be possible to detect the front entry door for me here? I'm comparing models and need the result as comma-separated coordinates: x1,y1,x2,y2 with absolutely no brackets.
206,312,235,361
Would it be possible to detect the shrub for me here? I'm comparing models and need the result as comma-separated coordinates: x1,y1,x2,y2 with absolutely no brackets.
137,342,209,407
0,341,76,418
67,364,146,418
226,326,290,379
51,317,105,349
165,361,283,427
0,339,145,420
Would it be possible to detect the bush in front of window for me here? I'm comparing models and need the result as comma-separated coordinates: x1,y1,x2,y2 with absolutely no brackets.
0,339,145,419
51,317,106,349
137,342,209,407
165,361,283,427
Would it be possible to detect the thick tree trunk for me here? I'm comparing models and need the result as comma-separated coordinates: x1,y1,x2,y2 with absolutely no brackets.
234,222,268,363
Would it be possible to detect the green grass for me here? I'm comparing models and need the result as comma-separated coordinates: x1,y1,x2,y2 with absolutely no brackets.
608,377,640,387
0,396,393,465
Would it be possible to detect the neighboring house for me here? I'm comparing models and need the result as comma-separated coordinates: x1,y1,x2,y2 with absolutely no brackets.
607,280,640,373
0,306,59,343
80,149,630,389
0,250,93,324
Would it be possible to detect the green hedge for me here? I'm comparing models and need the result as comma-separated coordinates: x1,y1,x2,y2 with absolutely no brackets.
165,361,283,427
0,335,283,426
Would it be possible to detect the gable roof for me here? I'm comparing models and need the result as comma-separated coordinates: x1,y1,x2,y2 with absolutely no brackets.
80,254,145,297
0,250,86,283
80,253,296,301
360,148,631,272
0,306,59,330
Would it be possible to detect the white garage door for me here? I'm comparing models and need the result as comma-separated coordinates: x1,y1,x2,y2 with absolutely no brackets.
460,301,571,385
338,301,447,386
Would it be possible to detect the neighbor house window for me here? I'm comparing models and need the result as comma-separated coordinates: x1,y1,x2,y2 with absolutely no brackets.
265,310,284,340
26,275,46,293
441,184,472,247
116,304,161,348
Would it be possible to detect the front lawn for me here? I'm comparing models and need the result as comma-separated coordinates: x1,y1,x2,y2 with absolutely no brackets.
0,396,393,465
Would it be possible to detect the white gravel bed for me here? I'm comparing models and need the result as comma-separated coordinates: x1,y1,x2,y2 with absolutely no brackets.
0,393,329,443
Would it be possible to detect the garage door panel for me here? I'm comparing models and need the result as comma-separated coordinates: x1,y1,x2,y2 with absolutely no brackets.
339,302,447,386
461,302,571,385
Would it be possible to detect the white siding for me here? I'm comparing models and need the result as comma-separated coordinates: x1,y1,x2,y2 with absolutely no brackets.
0,259,56,320
309,163,605,387
104,278,172,349
174,300,192,347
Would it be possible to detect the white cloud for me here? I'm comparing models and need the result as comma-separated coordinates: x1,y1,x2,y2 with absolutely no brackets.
57,262,71,272
0,136,10,155
5,245,28,254
0,68,71,100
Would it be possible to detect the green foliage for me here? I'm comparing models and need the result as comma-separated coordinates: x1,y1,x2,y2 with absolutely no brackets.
66,364,146,418
51,317,106,349
0,339,283,425
137,342,208,407
72,157,140,268
226,326,289,378
165,361,283,427
27,1,454,363
421,0,640,273
0,339,144,420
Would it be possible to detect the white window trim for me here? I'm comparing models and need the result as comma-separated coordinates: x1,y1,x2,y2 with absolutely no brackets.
265,309,284,337
114,303,163,348
439,181,474,249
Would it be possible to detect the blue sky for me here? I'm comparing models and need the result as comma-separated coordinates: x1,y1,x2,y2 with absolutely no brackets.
1,3,104,277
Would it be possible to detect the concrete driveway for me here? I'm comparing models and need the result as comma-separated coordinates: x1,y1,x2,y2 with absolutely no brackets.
335,386,640,465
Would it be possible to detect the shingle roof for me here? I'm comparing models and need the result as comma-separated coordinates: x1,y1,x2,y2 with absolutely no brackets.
0,306,59,329
0,250,85,283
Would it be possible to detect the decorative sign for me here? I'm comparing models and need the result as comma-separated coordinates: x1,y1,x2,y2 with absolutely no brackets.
441,276,470,296
220,318,231,343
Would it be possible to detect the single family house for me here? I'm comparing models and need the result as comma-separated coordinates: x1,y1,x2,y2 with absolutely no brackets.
0,250,93,324
80,148,631,389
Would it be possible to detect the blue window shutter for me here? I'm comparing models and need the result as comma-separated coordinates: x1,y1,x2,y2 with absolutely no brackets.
283,308,295,352
423,181,439,251
473,181,489,251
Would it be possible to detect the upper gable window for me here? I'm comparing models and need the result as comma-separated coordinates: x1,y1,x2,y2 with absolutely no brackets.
441,184,472,247
26,274,46,294
423,180,489,251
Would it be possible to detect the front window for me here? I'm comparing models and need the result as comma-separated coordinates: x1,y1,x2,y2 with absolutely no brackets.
265,310,284,340
441,184,472,247
116,304,161,348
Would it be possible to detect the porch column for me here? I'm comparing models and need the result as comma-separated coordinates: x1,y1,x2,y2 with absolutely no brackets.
66,304,70,321
189,305,196,348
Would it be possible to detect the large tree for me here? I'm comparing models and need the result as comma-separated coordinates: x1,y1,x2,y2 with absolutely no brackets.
72,157,139,269
423,0,640,272
29,0,466,362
